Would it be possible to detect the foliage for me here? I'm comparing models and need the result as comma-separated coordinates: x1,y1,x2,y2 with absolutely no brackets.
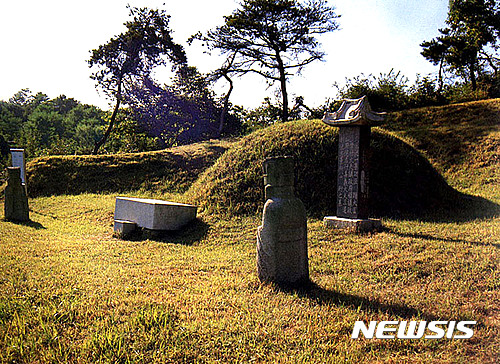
239,97,283,131
88,5,187,154
236,94,326,131
332,69,495,112
0,101,24,141
334,70,412,111
0,89,165,158
19,103,65,156
193,0,339,122
128,67,243,147
0,90,108,158
420,0,500,90
104,110,160,153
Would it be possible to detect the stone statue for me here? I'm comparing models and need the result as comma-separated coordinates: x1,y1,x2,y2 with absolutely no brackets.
257,156,309,286
4,167,29,221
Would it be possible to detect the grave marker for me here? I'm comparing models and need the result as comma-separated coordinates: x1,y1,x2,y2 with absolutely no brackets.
257,156,309,286
322,96,385,232
4,167,29,221
114,197,197,233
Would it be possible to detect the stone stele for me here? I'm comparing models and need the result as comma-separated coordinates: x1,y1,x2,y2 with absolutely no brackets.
257,156,309,286
322,96,384,233
4,167,29,221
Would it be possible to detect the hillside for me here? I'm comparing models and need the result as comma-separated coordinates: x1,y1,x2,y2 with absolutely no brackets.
385,98,499,201
24,139,233,197
0,99,498,362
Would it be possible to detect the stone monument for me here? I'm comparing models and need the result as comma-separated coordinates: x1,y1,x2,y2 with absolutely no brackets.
322,96,385,232
4,167,29,221
257,156,309,286
10,148,27,189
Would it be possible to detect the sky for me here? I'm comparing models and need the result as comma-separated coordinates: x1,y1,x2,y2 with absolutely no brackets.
0,0,449,110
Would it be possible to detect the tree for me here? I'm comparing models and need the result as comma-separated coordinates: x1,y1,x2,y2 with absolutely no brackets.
19,103,64,157
193,0,339,123
128,72,221,147
212,52,238,136
421,0,500,91
88,5,186,154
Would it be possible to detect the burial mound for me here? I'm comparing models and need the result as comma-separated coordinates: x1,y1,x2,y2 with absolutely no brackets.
187,119,473,218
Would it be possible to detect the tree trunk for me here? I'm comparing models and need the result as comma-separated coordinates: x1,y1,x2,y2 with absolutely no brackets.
92,78,122,155
92,97,120,155
275,51,289,123
218,73,234,137
438,57,444,92
469,62,477,91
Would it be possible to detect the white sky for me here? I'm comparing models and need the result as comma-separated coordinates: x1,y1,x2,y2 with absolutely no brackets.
0,0,449,110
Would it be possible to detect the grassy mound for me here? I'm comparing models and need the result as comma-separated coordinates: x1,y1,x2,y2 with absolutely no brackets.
385,98,500,202
187,119,488,218
25,140,232,197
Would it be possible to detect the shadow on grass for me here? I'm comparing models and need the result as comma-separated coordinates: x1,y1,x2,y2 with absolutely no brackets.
385,227,500,249
3,219,46,230
379,192,500,224
276,282,478,324
119,218,210,246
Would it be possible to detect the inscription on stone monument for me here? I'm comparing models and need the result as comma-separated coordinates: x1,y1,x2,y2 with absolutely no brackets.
336,126,370,219
10,148,27,186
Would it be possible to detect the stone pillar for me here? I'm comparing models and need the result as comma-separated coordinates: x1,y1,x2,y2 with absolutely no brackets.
256,156,309,286
4,167,29,221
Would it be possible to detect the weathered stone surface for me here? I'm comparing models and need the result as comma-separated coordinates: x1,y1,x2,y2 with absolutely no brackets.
4,167,29,221
114,197,197,231
257,156,309,286
322,95,386,126
113,219,137,236
323,216,382,233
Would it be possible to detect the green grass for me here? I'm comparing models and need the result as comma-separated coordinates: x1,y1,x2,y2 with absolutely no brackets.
0,194,498,362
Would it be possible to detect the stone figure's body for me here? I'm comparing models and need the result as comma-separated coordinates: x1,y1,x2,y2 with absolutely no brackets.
257,156,309,286
4,167,29,221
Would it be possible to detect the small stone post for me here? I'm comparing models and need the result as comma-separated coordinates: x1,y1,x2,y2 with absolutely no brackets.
4,167,29,221
256,156,309,286
322,96,385,232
